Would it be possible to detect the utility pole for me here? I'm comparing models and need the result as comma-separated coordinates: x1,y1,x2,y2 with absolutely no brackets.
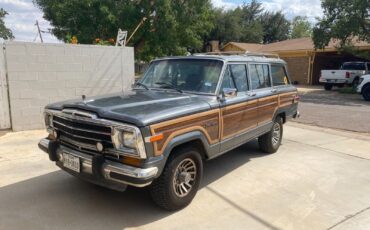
35,20,43,43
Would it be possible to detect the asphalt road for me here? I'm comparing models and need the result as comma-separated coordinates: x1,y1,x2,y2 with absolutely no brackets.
296,87,370,133
1,125,370,230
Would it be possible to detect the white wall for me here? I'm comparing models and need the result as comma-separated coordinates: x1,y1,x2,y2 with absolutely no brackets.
0,44,11,129
5,42,134,131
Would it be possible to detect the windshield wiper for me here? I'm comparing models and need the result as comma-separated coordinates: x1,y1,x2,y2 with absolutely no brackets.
155,82,183,93
135,82,149,90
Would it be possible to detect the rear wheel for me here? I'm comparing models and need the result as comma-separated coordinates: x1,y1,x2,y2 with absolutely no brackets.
362,84,370,101
324,83,333,91
352,78,360,89
258,117,283,154
149,147,203,211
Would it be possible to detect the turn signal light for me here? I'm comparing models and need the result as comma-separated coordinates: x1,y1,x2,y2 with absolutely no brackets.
149,134,164,143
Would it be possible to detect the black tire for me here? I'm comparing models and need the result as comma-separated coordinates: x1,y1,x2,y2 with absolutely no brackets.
362,84,370,101
352,78,360,88
258,117,283,154
324,83,333,91
149,147,203,211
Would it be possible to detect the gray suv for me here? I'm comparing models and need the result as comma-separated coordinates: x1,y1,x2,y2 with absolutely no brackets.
39,52,299,210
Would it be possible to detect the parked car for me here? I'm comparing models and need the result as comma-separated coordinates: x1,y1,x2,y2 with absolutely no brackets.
319,62,370,90
357,75,370,101
38,53,299,210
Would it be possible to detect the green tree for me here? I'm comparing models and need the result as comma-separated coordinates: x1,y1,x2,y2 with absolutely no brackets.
34,0,213,61
290,16,312,39
260,11,290,44
312,0,370,49
209,0,263,44
0,8,14,40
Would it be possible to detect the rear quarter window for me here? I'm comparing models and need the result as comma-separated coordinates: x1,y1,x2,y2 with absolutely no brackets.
271,64,290,86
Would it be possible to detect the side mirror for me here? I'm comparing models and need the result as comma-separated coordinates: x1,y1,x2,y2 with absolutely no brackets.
221,88,237,99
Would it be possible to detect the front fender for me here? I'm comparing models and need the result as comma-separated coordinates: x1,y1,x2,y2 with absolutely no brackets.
154,130,213,176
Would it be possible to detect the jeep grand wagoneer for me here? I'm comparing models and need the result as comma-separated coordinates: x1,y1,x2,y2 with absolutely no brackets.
39,52,299,210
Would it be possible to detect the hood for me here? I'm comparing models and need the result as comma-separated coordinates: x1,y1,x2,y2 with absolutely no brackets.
46,90,216,127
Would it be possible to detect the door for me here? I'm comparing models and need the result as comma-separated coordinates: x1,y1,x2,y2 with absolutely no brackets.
248,63,279,126
220,63,258,152
0,45,11,130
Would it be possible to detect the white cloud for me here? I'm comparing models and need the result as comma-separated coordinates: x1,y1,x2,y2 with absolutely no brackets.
261,0,323,22
1,0,60,43
211,0,323,23
211,0,238,10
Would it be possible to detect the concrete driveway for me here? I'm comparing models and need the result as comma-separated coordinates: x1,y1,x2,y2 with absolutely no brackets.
1,123,370,230
296,86,370,133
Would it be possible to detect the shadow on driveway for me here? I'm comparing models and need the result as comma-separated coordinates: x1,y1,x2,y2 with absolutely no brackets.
0,141,280,230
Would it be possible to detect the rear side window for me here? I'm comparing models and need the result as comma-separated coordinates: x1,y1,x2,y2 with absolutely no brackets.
367,63,370,71
249,64,271,90
271,64,289,86
229,64,249,91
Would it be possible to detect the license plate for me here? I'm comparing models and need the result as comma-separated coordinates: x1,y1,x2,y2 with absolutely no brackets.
63,153,80,173
327,79,333,83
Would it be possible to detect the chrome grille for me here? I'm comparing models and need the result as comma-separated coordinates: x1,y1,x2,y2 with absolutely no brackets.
52,113,114,153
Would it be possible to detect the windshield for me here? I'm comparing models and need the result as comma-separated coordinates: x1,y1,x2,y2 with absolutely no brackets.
139,59,224,94
341,63,365,70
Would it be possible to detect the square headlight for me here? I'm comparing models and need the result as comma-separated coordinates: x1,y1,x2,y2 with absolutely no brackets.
112,126,146,159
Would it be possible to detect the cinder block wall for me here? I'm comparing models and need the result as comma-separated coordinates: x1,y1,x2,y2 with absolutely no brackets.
5,42,134,131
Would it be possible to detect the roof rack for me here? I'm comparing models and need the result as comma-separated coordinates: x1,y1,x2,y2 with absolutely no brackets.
193,51,280,59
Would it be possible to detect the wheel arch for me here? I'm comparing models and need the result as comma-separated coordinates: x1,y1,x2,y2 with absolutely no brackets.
362,82,370,94
155,131,212,176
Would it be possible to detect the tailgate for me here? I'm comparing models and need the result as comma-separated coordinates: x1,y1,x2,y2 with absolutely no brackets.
321,70,347,80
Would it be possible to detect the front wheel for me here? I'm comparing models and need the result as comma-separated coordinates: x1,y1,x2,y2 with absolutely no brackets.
362,85,370,101
258,117,283,154
149,147,203,211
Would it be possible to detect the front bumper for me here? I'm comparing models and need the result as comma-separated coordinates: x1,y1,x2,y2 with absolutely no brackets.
39,138,158,191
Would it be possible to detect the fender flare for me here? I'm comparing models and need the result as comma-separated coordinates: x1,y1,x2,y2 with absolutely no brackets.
154,131,212,176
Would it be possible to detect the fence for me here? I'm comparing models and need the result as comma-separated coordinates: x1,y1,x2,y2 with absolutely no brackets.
0,42,134,131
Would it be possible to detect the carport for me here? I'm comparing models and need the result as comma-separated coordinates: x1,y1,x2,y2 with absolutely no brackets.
311,51,369,85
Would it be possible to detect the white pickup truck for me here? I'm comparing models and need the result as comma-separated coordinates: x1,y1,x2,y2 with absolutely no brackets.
357,75,370,101
319,62,370,90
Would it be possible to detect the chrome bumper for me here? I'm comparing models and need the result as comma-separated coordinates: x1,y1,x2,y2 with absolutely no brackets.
39,138,158,188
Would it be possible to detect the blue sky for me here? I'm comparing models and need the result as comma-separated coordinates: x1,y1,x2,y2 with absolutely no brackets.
0,0,323,43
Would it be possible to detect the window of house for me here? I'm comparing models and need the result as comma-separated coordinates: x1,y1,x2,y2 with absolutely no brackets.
271,64,289,86
249,64,271,90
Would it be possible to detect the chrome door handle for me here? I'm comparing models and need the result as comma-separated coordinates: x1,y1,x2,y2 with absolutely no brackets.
271,89,277,93
248,92,256,97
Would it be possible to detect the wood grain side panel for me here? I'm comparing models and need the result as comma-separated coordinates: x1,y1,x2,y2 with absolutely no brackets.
258,95,279,124
222,100,258,140
150,109,220,156
279,92,297,108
